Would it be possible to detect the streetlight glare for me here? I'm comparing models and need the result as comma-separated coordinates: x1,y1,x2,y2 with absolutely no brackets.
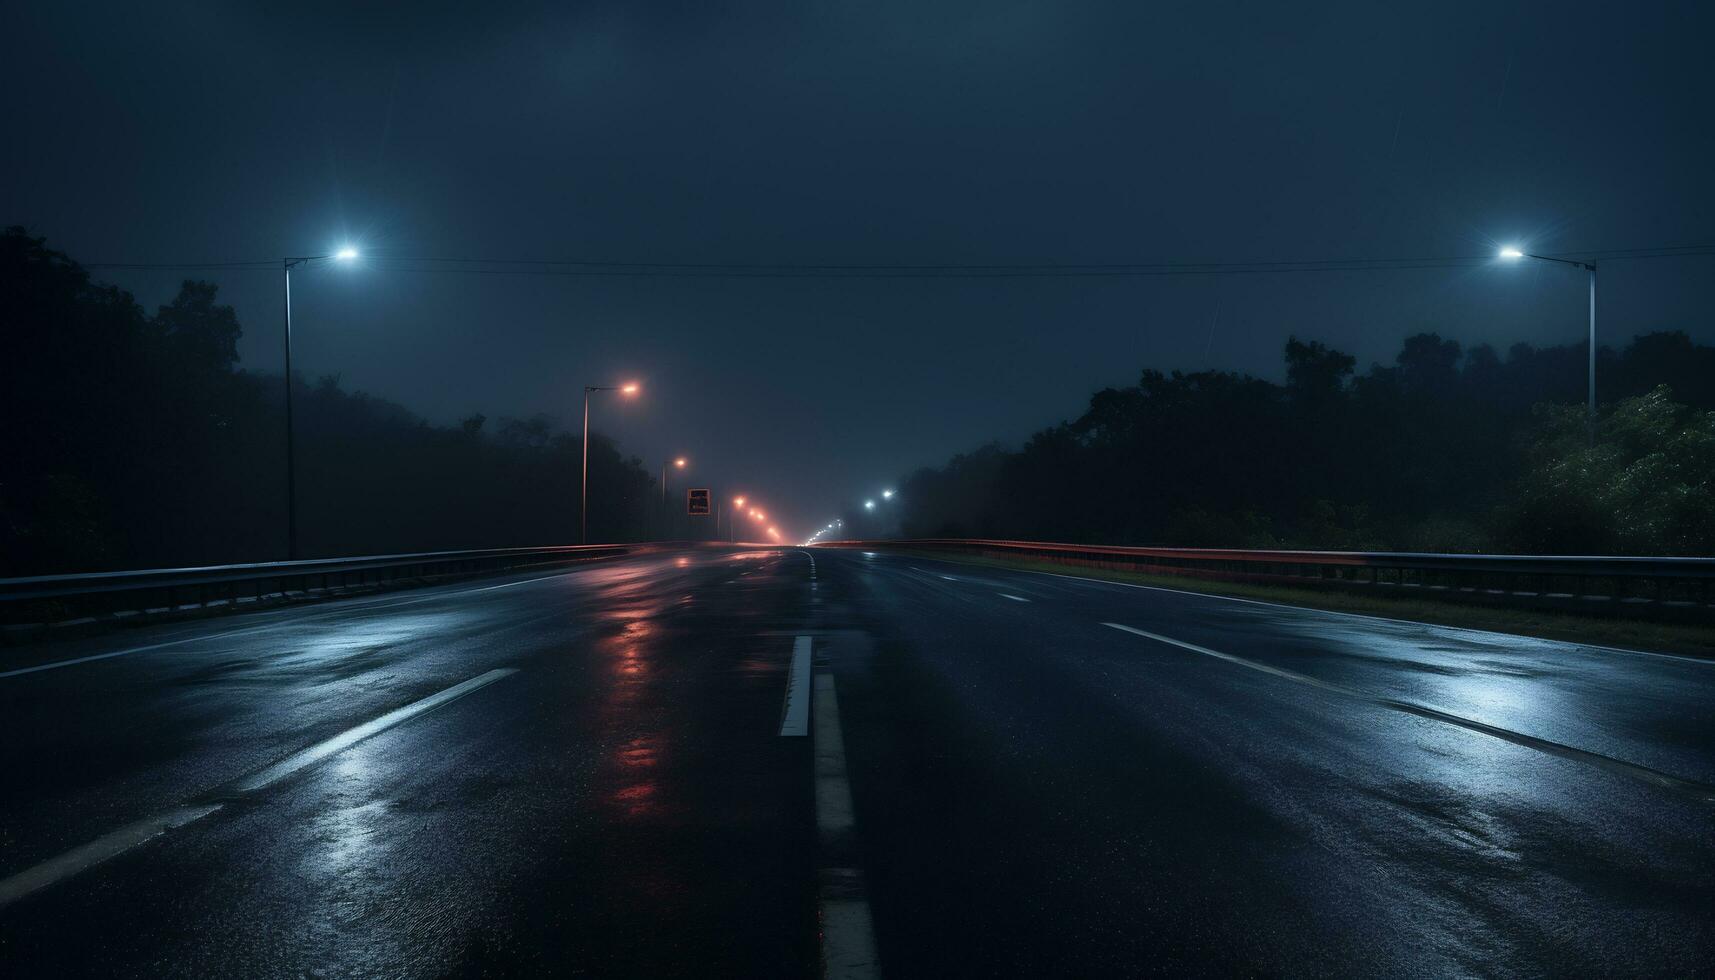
333,246,359,261
620,382,640,395
882,489,894,499
1498,246,1525,260
734,496,746,507
674,457,687,468
864,500,875,510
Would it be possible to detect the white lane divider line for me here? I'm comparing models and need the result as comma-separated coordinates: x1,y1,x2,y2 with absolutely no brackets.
997,593,1031,603
814,671,880,978
0,667,520,907
0,804,222,907
237,667,517,792
1101,623,1715,804
778,636,812,737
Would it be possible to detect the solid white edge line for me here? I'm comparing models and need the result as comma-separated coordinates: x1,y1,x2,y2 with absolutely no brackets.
0,624,274,679
236,668,518,792
997,593,1031,602
779,636,812,736
0,567,596,680
881,552,1710,667
1102,622,1715,802
1103,623,1350,694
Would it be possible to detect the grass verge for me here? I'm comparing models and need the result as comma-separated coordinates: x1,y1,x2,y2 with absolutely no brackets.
883,549,1715,659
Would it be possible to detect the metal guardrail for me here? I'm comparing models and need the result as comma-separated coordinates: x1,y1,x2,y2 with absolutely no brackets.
0,544,635,627
814,538,1715,621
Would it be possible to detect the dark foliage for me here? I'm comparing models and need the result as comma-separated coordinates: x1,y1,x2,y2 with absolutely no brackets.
876,331,1715,556
1,228,655,575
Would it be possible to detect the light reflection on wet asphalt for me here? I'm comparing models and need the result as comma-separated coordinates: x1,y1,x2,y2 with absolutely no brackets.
0,546,1709,976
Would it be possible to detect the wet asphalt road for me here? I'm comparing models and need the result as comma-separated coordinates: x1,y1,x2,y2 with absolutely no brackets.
1,546,1711,976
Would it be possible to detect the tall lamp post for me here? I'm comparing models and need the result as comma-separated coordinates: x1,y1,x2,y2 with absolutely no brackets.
281,247,360,560
582,381,640,544
1498,246,1598,438
660,456,687,540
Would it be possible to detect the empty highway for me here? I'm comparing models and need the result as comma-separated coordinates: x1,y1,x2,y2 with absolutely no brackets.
1,547,1711,976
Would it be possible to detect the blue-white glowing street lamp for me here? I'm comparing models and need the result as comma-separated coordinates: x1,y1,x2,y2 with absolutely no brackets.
281,247,360,560
1498,245,1597,436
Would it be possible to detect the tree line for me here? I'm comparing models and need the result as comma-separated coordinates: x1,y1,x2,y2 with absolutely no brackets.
871,329,1715,556
1,228,656,575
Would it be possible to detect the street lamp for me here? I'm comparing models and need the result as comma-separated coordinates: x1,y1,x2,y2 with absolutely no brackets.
582,381,640,544
731,496,747,542
281,246,360,560
1498,245,1598,436
660,456,688,540
864,500,876,510
882,489,894,499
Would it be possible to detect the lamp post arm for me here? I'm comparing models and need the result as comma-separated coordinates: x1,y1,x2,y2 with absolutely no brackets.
1524,253,1596,272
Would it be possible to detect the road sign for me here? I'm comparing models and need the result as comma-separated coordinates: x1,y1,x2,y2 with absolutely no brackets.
687,488,711,515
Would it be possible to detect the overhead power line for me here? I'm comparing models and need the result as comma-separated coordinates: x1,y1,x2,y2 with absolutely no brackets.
83,243,1715,279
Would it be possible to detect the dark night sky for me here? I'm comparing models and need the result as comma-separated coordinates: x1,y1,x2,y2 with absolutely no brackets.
6,1,1713,541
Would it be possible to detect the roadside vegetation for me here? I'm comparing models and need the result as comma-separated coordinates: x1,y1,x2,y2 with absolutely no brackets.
872,333,1715,557
1,228,656,575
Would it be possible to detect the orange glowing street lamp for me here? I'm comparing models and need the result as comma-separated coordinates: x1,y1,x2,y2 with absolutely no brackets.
727,496,748,543
660,455,691,541
582,381,641,544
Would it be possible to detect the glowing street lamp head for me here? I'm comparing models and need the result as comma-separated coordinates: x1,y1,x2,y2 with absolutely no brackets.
733,496,746,507
620,382,640,396
1498,246,1525,260
882,489,895,499
333,246,360,261
674,457,687,468
864,500,876,510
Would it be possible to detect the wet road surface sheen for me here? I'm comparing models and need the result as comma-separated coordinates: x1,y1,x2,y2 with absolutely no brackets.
0,547,1711,976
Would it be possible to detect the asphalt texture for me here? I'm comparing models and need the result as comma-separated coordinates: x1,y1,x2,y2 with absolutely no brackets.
1,546,1711,977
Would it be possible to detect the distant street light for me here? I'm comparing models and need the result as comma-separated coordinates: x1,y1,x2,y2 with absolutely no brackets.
864,500,876,510
882,489,894,499
1498,245,1598,437
730,496,747,542
280,247,360,560
582,381,640,544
